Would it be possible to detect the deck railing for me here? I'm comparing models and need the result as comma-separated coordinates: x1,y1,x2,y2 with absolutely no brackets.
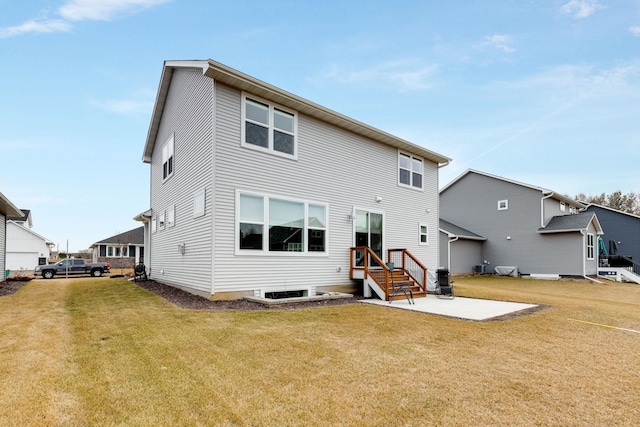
350,247,428,300
387,248,428,293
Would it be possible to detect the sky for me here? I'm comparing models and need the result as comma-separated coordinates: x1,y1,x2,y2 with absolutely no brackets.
1,0,639,252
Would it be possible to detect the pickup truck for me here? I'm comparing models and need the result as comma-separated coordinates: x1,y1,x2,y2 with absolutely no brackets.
34,259,111,279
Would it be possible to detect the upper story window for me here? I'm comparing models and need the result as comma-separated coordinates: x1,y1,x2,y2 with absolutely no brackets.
498,199,509,210
560,202,566,212
242,94,297,159
398,152,423,190
162,133,174,181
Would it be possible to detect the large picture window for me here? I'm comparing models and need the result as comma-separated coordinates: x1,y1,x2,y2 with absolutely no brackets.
237,191,327,254
398,152,423,190
242,94,297,158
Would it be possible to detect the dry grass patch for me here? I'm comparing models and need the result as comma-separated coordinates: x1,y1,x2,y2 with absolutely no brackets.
0,276,639,425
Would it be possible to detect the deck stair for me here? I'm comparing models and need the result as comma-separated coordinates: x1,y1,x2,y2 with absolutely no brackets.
350,247,429,301
598,255,640,284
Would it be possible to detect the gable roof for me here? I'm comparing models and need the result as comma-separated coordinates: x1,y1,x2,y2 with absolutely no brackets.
91,227,144,246
538,212,603,234
581,202,640,220
439,219,486,240
440,169,582,208
0,191,22,218
142,59,451,167
8,209,32,227
7,220,54,245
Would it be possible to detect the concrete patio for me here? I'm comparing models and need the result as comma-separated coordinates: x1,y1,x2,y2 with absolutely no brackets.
360,294,540,321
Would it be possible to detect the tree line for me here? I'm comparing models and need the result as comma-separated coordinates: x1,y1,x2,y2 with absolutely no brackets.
575,191,640,216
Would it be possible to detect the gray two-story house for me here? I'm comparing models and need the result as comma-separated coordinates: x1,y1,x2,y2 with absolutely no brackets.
137,59,451,300
582,203,640,263
440,169,602,278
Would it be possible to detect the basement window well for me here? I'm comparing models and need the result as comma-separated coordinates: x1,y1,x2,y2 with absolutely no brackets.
264,290,307,299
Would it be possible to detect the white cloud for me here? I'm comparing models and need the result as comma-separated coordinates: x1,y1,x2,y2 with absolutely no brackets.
482,34,515,53
0,19,71,38
559,0,603,19
630,26,640,36
315,60,439,92
0,0,170,38
89,96,154,115
59,0,171,22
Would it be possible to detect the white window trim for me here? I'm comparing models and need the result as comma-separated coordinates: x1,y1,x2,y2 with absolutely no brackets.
498,199,509,210
162,133,175,182
419,223,429,245
587,233,595,260
235,189,329,256
241,93,298,160
193,188,205,218
397,151,424,191
151,215,157,233
560,202,566,212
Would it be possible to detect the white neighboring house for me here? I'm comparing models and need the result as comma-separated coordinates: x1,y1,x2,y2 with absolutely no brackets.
6,209,54,273
136,59,451,300
1,192,24,281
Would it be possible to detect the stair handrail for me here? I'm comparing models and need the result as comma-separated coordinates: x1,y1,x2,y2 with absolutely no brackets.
350,246,393,300
619,255,640,276
387,248,428,294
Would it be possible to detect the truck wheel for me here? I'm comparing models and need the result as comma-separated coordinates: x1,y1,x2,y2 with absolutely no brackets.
43,270,55,279
92,269,103,277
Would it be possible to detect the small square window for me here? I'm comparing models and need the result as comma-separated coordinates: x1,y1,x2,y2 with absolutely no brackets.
419,224,428,245
498,200,509,210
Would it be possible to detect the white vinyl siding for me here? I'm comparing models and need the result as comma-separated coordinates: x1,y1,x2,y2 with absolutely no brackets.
211,83,440,295
149,69,214,293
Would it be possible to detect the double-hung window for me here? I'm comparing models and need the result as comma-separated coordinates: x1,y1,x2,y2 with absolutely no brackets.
398,152,423,190
162,134,174,181
419,224,429,245
587,233,595,260
237,191,327,254
242,94,297,158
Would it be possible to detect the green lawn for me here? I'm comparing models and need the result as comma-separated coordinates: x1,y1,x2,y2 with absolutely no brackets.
1,276,639,426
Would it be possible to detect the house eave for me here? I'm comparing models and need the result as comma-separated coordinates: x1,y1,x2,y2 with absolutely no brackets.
0,191,23,218
142,59,451,167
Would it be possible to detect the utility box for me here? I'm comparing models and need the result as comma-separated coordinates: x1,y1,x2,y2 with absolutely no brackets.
474,265,486,275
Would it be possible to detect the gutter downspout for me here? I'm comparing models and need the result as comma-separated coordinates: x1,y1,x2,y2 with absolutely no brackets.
580,229,603,283
540,192,554,228
448,236,459,272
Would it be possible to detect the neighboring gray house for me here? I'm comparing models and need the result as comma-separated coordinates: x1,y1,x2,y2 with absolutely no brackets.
1,192,23,282
137,59,451,300
90,227,145,268
582,203,640,262
440,169,603,277
439,219,486,275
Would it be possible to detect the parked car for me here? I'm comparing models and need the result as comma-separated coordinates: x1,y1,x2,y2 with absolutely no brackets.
34,259,111,279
